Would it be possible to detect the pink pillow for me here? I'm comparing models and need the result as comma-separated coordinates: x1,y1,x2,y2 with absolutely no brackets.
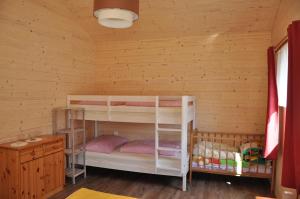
86,135,128,154
120,140,181,156
120,140,155,154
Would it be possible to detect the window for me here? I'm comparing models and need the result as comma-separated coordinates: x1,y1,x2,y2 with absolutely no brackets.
276,43,288,107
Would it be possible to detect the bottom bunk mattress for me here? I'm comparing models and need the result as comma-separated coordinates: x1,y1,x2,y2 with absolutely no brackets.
82,150,185,177
82,135,188,177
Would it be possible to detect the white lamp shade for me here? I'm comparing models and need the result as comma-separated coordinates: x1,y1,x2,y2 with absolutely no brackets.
94,8,138,29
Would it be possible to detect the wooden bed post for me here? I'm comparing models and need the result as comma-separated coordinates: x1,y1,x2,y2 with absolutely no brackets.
189,97,197,187
193,96,197,129
271,160,276,195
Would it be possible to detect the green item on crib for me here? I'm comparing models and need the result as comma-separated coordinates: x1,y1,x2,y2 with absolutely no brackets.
242,147,266,164
242,160,249,168
220,159,236,167
242,148,261,156
220,159,250,168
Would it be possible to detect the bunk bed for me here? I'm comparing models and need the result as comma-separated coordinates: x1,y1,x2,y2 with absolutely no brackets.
67,95,196,191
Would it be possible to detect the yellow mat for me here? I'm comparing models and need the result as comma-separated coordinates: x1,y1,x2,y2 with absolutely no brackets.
67,188,137,199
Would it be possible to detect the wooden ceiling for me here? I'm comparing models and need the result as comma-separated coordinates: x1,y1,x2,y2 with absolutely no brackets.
66,0,281,41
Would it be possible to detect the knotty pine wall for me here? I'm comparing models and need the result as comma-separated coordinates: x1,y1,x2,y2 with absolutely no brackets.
96,32,271,134
0,0,279,142
0,0,97,143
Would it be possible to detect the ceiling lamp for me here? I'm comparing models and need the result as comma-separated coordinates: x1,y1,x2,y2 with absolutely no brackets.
93,0,139,29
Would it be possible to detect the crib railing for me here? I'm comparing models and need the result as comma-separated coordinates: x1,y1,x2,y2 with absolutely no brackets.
189,130,275,193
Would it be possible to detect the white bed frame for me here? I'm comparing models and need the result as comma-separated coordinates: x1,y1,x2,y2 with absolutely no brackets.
67,95,196,191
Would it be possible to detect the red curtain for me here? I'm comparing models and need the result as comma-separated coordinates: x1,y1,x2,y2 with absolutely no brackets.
282,20,300,194
264,47,279,160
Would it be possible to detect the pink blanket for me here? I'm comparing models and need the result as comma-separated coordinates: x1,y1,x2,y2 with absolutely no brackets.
120,140,181,156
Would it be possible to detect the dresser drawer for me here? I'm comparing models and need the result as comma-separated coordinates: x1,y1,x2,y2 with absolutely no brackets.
20,146,43,163
43,140,64,156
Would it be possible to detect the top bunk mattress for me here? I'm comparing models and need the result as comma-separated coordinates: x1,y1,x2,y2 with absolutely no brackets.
67,95,196,124
69,100,192,107
68,95,195,108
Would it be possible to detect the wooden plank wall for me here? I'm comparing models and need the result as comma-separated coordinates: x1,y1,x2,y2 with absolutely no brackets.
96,33,271,134
0,0,97,143
0,0,278,142
271,0,300,44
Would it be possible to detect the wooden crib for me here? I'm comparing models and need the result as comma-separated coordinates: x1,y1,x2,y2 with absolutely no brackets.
189,130,275,193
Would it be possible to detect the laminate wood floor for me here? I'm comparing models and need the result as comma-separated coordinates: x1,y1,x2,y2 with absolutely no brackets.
50,167,272,199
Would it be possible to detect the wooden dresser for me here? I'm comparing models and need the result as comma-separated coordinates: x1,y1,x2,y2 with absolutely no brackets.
0,135,65,199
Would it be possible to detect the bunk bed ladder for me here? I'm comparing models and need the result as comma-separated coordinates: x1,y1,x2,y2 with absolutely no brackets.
154,96,188,191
